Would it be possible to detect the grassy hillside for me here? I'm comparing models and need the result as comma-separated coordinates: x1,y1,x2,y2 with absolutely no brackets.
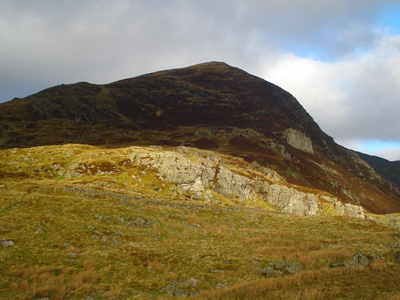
1,144,400,299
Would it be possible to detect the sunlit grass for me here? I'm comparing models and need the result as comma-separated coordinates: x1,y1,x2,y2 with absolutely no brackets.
1,144,400,299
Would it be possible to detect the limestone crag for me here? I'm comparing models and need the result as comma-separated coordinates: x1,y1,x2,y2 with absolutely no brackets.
267,185,320,216
284,128,314,154
334,200,366,219
130,146,364,218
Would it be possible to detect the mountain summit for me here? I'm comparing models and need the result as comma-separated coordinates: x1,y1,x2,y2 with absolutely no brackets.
1,61,399,213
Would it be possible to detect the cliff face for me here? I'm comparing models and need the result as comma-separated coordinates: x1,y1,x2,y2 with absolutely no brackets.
284,128,314,154
0,62,399,214
129,146,363,218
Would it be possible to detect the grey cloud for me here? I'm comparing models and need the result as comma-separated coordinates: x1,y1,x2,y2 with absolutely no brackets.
1,0,400,159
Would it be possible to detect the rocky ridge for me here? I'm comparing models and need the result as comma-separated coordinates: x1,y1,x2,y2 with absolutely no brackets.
128,146,363,218
1,144,365,218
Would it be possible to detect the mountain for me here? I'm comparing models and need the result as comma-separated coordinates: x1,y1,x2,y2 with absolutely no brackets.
1,61,400,214
355,151,400,187
3,62,400,299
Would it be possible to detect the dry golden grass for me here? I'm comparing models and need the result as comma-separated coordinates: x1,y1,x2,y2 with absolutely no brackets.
7,262,100,300
1,144,400,299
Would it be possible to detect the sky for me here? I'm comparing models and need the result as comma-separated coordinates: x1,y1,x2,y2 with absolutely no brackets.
1,0,400,161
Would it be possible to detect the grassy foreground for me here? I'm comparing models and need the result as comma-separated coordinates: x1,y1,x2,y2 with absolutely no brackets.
1,144,400,299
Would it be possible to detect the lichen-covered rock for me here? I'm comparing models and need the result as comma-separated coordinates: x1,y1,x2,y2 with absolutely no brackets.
330,253,370,268
284,128,314,154
283,260,304,274
255,260,303,277
129,146,364,217
344,203,365,219
267,185,320,216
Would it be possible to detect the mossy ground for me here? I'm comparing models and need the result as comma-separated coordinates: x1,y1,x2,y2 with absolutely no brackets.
1,145,400,299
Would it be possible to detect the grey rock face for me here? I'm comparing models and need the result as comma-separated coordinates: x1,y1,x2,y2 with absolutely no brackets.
267,185,321,216
344,203,365,219
284,128,314,154
129,146,365,218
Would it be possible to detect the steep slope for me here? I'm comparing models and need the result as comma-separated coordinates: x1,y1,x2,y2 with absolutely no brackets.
0,62,399,213
356,151,400,187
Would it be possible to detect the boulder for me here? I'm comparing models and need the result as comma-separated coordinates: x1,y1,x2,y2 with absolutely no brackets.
255,260,303,277
330,253,370,268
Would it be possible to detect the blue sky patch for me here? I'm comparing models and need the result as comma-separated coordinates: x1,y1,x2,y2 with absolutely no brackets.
358,140,400,152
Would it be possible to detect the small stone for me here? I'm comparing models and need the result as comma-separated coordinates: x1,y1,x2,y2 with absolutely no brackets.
35,228,43,234
113,239,122,245
0,239,15,248
133,217,146,227
95,214,104,221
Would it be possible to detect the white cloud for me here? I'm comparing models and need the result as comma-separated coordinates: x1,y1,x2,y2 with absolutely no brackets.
259,31,400,161
0,0,400,160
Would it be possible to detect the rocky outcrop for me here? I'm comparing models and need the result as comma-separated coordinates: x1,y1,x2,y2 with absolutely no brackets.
254,260,303,277
333,200,365,219
330,253,371,268
284,128,314,154
267,185,320,216
344,203,365,219
129,146,364,218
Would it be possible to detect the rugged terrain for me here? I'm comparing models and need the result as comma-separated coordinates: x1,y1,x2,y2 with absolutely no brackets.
1,62,400,214
2,62,400,299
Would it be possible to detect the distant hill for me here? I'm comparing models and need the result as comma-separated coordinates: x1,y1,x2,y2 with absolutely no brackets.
1,61,400,214
355,151,400,187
